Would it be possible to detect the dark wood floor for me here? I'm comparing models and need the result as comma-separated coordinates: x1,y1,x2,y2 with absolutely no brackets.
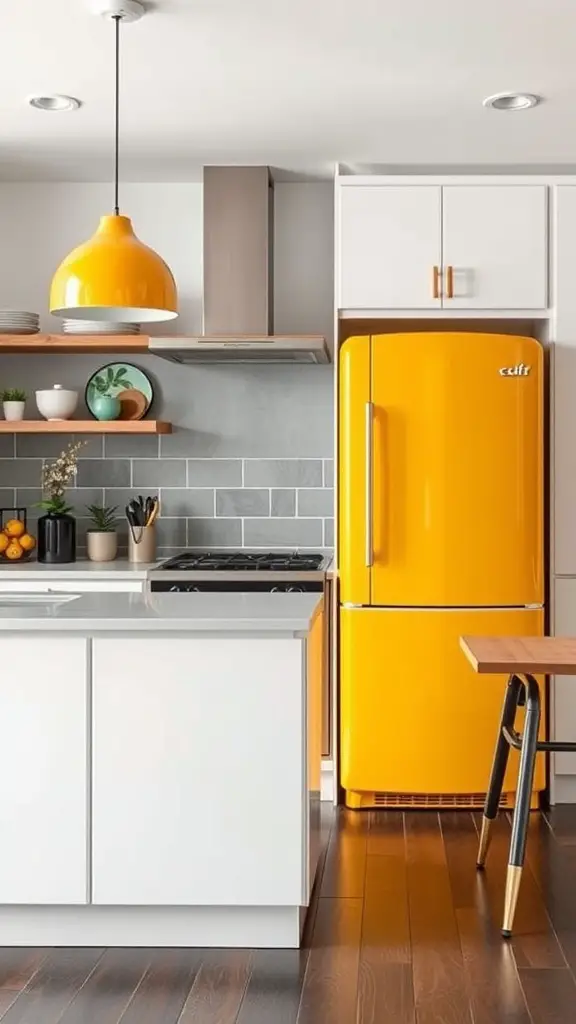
2,808,576,1022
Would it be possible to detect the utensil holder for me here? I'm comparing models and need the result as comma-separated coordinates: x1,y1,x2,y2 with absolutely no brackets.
128,524,156,563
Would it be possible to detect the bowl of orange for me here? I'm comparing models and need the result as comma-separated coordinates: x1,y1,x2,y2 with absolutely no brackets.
0,509,36,562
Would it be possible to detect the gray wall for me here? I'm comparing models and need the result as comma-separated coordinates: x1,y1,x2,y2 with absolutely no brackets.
0,356,334,554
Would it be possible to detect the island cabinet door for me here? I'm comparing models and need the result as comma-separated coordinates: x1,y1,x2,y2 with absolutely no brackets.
0,637,88,904
92,637,307,906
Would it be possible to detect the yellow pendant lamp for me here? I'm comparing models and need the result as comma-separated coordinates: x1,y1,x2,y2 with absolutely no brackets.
50,2,178,323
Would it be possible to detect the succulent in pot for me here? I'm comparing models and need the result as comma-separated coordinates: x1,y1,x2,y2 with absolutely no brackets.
1,388,27,421
86,503,118,562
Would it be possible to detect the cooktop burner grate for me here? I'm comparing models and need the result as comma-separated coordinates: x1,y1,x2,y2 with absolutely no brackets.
159,551,325,572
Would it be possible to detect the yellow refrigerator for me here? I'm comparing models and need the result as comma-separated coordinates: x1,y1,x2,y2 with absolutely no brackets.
339,333,545,809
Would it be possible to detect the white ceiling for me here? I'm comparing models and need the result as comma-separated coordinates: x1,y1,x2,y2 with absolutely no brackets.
3,0,576,181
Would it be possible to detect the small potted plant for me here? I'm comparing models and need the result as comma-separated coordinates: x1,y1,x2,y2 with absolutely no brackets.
37,440,85,563
85,503,118,562
1,388,27,421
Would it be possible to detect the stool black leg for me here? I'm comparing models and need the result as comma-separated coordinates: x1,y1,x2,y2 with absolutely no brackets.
477,673,522,869
502,674,541,938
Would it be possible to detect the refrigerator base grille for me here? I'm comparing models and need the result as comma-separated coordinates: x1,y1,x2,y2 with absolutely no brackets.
344,790,540,810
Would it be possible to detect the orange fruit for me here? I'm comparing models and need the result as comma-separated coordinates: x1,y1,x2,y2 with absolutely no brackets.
0,534,8,554
5,540,23,560
19,533,35,552
4,519,25,538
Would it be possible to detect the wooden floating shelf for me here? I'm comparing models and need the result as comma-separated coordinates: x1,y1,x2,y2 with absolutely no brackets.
0,334,150,354
0,421,172,434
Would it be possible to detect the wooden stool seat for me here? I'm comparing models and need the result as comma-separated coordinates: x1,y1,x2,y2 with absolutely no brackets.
460,636,576,938
461,636,576,675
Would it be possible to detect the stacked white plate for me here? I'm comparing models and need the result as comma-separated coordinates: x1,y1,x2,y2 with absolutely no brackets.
0,310,40,335
62,320,141,336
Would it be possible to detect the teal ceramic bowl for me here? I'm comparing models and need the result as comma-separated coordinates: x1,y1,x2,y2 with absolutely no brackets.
92,395,121,421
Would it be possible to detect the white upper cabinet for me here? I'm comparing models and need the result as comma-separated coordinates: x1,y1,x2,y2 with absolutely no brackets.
442,186,548,309
337,181,548,311
338,186,442,309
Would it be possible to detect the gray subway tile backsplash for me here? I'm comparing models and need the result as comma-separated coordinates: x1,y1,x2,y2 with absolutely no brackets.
15,435,103,459
155,518,188,549
15,489,43,515
271,489,296,517
0,488,16,509
2,433,333,551
216,489,269,518
132,459,186,488
77,459,130,489
244,459,322,488
0,459,43,488
0,437,15,459
159,429,202,458
160,488,214,518
187,460,242,487
298,488,334,517
68,488,105,517
104,435,160,458
187,518,242,548
243,518,323,548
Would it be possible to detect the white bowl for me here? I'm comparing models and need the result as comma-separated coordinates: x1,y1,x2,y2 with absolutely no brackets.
36,384,78,421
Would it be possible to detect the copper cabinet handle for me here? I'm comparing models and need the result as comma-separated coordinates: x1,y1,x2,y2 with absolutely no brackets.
446,265,454,299
433,265,441,299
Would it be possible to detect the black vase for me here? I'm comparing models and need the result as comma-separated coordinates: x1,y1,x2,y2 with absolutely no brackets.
38,512,76,564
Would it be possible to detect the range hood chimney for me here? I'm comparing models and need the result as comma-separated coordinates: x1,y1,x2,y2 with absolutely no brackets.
149,166,330,365
204,165,273,336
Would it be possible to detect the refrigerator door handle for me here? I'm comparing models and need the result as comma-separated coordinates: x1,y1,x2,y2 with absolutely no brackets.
365,401,374,567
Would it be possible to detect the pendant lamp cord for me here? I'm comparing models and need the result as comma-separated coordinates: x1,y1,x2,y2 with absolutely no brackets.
113,14,121,216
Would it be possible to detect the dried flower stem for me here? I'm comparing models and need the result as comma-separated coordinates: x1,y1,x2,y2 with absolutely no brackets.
41,441,86,502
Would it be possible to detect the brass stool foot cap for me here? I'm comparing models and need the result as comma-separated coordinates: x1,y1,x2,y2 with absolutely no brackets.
502,864,522,936
477,815,493,869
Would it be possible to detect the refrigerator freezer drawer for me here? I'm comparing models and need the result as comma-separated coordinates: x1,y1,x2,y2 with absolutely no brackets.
340,606,545,808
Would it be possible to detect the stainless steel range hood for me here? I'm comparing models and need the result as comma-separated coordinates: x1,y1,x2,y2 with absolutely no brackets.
148,335,329,364
149,166,330,365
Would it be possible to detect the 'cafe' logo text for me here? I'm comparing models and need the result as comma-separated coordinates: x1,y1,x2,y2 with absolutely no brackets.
499,363,531,377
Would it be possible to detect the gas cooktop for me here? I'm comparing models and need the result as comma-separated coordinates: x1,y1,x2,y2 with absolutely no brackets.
157,551,326,572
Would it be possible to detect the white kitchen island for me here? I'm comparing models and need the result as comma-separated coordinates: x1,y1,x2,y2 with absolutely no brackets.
0,591,324,948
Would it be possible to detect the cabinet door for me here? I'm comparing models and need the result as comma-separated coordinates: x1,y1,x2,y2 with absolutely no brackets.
92,637,306,906
553,579,576,774
442,186,548,309
338,186,442,309
0,637,88,903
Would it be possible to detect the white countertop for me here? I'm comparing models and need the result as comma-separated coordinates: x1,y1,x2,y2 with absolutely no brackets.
0,591,323,635
0,555,335,581
0,559,158,580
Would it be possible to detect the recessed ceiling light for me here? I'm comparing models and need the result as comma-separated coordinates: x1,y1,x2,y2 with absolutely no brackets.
483,92,541,111
28,95,82,112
